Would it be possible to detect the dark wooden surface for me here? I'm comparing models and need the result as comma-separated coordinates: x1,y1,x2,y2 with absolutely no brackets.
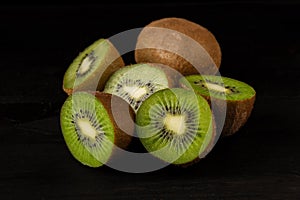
0,1,299,199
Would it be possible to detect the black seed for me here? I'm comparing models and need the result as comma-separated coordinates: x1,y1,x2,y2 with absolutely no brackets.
165,106,169,111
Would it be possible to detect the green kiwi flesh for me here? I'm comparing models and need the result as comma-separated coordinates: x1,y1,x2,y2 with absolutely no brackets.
63,38,125,95
136,88,215,165
135,17,222,75
180,75,256,136
103,63,174,112
60,91,133,167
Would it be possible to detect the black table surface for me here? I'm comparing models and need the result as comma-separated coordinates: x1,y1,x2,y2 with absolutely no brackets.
1,1,299,199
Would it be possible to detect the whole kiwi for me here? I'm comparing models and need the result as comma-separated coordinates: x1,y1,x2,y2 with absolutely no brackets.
135,17,222,75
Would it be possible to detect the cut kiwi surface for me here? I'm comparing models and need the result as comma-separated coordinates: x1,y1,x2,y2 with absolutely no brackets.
62,38,125,95
135,88,215,166
60,91,133,167
103,63,177,112
135,17,222,75
180,75,256,136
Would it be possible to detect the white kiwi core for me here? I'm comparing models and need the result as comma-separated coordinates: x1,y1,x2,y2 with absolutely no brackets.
164,114,186,135
205,82,228,93
123,85,148,100
78,56,93,75
77,119,97,139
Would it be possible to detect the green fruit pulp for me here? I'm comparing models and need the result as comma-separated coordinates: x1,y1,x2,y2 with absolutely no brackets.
104,63,170,112
136,88,213,165
181,75,256,101
60,92,114,167
63,39,110,90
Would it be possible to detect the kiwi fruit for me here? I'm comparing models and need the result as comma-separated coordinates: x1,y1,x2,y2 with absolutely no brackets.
135,17,222,75
62,38,125,95
103,63,178,112
135,88,215,166
60,91,133,167
180,75,256,136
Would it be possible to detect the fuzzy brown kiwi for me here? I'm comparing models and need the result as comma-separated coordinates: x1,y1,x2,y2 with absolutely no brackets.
62,38,125,95
60,91,134,167
180,75,256,136
135,17,222,75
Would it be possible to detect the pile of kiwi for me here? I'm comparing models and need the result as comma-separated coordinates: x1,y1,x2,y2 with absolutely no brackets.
59,17,256,169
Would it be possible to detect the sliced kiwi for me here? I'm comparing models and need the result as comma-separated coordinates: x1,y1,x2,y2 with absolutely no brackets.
103,63,177,112
180,75,256,136
60,91,133,167
135,88,215,166
62,38,125,95
135,17,222,75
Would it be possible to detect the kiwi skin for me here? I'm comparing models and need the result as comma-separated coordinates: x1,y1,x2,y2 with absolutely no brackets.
220,96,256,136
200,96,255,137
135,17,222,75
93,91,134,150
63,39,125,95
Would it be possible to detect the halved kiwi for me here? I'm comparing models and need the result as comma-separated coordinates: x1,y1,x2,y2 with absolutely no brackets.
62,38,125,95
180,75,256,136
60,91,133,167
135,17,222,75
135,88,215,166
103,63,178,112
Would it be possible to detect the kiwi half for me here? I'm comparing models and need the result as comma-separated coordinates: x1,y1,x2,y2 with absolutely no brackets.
180,75,256,136
135,17,222,75
135,88,215,166
103,63,177,112
63,38,125,95
60,91,133,167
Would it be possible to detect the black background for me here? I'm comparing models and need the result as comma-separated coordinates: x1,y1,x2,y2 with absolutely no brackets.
1,1,299,199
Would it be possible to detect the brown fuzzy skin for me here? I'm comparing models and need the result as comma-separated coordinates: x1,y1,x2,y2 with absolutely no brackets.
63,88,73,96
135,17,222,76
200,94,256,137
221,95,256,136
93,91,134,149
63,40,125,95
